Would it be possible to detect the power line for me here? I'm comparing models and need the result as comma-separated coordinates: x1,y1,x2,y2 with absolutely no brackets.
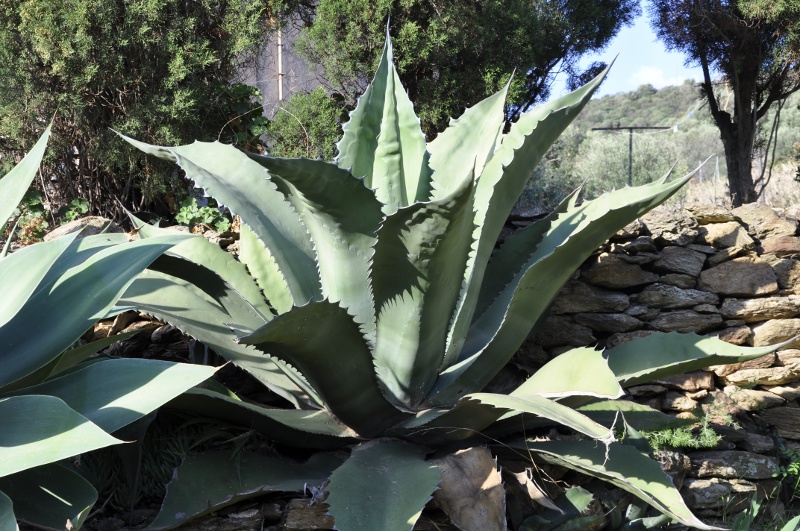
591,125,671,186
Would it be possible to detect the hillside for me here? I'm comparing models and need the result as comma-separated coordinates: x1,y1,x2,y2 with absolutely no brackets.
522,81,800,210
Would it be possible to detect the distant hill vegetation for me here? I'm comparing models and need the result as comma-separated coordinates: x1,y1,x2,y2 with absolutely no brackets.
523,81,800,209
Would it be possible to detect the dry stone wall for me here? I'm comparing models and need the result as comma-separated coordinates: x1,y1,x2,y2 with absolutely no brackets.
521,202,800,517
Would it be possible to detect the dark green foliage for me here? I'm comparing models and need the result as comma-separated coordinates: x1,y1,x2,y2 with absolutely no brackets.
292,0,639,137
266,88,346,159
0,0,282,220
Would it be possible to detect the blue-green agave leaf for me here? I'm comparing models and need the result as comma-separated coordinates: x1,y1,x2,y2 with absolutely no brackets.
605,332,789,388
167,388,356,449
0,464,96,531
246,155,383,340
443,73,605,368
239,301,408,437
336,35,430,211
0,233,189,389
518,440,723,530
148,451,341,530
372,172,475,407
326,440,441,531
119,268,318,408
512,347,623,400
428,171,693,406
0,491,14,531
0,395,122,478
575,400,693,433
0,124,50,235
238,222,293,314
6,359,215,434
119,135,320,305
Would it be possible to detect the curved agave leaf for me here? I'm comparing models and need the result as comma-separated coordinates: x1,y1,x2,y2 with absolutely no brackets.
511,347,623,400
575,400,693,433
167,388,356,449
0,395,121,478
0,464,96,531
605,332,788,388
238,222,293,314
0,491,14,531
0,124,50,235
131,216,274,319
372,172,475,407
246,156,383,339
119,135,321,305
149,451,341,531
119,268,317,407
326,440,441,531
6,359,215,433
518,440,723,530
0,233,189,389
240,301,408,437
336,34,430,210
442,73,606,368
428,172,694,407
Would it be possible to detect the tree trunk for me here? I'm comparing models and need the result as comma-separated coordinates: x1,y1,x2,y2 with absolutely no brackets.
719,117,758,207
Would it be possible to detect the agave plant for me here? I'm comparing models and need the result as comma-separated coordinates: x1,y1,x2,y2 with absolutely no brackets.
117,36,779,530
0,126,216,529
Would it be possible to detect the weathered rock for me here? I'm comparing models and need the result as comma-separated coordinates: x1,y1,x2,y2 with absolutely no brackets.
624,305,660,320
635,284,718,309
534,315,596,348
737,432,776,453
709,353,775,378
720,296,800,322
652,245,707,277
43,216,121,241
573,313,642,333
655,371,716,392
619,235,658,254
761,236,800,258
550,280,629,314
708,325,752,345
761,407,800,439
733,202,798,239
687,243,718,255
604,330,657,349
688,450,780,479
770,258,800,293
686,204,735,224
655,450,691,489
581,253,660,289
777,349,800,370
698,256,779,296
722,366,800,386
692,304,719,314
615,251,660,265
640,210,699,246
723,386,785,411
707,245,749,267
763,382,800,401
648,310,723,333
662,391,698,411
612,219,648,240
627,384,668,397
659,273,697,289
681,478,732,510
696,221,756,251
282,499,335,531
750,318,800,348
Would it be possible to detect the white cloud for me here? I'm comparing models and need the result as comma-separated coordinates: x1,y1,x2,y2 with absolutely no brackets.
627,66,672,89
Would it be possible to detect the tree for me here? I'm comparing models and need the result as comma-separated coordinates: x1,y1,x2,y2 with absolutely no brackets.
0,0,298,220
649,0,800,205
286,0,639,138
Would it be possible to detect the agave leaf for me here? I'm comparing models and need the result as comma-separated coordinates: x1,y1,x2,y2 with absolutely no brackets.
167,388,357,449
443,73,605,367
429,172,694,407
119,135,321,304
427,82,508,201
605,332,787,388
119,269,317,407
0,233,189,389
511,347,624,400
326,440,441,531
0,233,76,329
246,156,383,339
395,396,507,446
576,400,693,433
131,216,274,319
45,330,140,379
0,491,15,531
0,464,96,531
239,222,293,314
0,124,50,235
336,35,430,210
0,395,122,478
519,440,723,530
148,451,341,530
5,359,215,433
372,172,475,407
240,301,408,436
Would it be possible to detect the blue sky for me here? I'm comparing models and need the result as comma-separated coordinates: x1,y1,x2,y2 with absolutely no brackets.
551,11,706,98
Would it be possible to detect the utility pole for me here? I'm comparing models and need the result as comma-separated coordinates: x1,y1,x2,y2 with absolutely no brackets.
591,125,671,186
